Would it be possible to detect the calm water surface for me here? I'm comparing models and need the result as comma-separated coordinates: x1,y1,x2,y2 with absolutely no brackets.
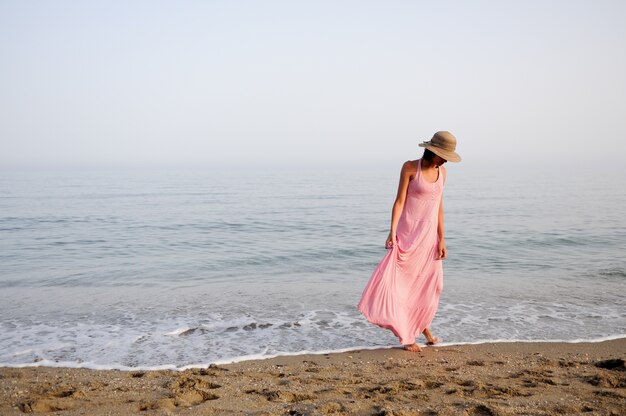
1,163,624,369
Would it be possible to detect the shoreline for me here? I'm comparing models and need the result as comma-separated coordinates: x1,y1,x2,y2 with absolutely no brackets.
2,339,625,415
2,335,625,372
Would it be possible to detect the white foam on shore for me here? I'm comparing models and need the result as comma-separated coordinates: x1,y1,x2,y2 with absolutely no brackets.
1,335,624,372
164,327,194,336
2,360,180,372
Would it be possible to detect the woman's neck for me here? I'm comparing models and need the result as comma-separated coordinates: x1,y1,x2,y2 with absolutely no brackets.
421,158,438,169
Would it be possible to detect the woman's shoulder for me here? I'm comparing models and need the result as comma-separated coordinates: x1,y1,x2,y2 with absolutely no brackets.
401,160,419,178
401,159,420,170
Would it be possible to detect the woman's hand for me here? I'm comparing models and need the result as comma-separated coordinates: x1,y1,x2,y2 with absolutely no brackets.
437,240,447,260
385,232,396,249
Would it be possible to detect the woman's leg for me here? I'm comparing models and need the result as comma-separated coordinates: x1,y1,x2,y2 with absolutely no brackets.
422,328,440,345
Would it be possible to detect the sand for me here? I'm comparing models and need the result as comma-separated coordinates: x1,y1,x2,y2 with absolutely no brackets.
1,338,624,415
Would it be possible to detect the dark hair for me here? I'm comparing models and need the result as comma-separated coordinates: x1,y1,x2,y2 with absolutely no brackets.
422,148,436,161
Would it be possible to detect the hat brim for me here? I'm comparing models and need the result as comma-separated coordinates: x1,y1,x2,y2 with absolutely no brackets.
419,143,462,162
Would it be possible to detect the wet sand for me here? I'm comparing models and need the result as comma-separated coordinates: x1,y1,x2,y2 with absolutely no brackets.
1,339,625,415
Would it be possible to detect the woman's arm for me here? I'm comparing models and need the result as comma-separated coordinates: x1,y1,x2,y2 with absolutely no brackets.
386,161,414,248
436,166,447,259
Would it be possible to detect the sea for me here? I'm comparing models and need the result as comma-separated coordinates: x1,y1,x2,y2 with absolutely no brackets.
1,162,625,370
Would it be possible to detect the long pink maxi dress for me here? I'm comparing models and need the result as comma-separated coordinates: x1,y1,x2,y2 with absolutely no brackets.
358,159,444,345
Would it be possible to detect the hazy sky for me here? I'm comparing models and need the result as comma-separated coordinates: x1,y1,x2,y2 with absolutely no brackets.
1,1,625,168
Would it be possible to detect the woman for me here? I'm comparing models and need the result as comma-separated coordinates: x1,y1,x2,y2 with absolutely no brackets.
358,131,461,352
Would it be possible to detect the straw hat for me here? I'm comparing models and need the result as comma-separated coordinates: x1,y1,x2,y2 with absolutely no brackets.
418,131,461,162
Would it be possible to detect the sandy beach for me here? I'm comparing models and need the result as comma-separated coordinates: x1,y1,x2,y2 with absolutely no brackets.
1,339,624,415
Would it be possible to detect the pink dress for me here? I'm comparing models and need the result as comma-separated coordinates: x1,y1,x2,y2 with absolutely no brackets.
358,159,444,345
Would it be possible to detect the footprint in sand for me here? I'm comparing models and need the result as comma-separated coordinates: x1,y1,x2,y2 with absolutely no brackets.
595,358,626,371
19,399,72,413
585,373,626,388
163,374,222,408
244,388,312,403
467,404,498,416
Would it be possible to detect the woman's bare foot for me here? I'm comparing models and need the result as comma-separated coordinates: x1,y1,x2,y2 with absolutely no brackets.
422,328,441,345
403,343,422,352
426,337,441,346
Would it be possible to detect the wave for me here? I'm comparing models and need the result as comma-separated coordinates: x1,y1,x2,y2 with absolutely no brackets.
2,335,624,373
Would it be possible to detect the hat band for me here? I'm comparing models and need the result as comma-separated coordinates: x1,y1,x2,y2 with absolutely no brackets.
424,141,455,152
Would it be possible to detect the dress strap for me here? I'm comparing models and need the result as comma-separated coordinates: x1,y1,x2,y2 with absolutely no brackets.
416,159,422,182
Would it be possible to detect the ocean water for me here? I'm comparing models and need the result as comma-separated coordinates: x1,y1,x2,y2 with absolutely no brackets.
1,163,625,370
